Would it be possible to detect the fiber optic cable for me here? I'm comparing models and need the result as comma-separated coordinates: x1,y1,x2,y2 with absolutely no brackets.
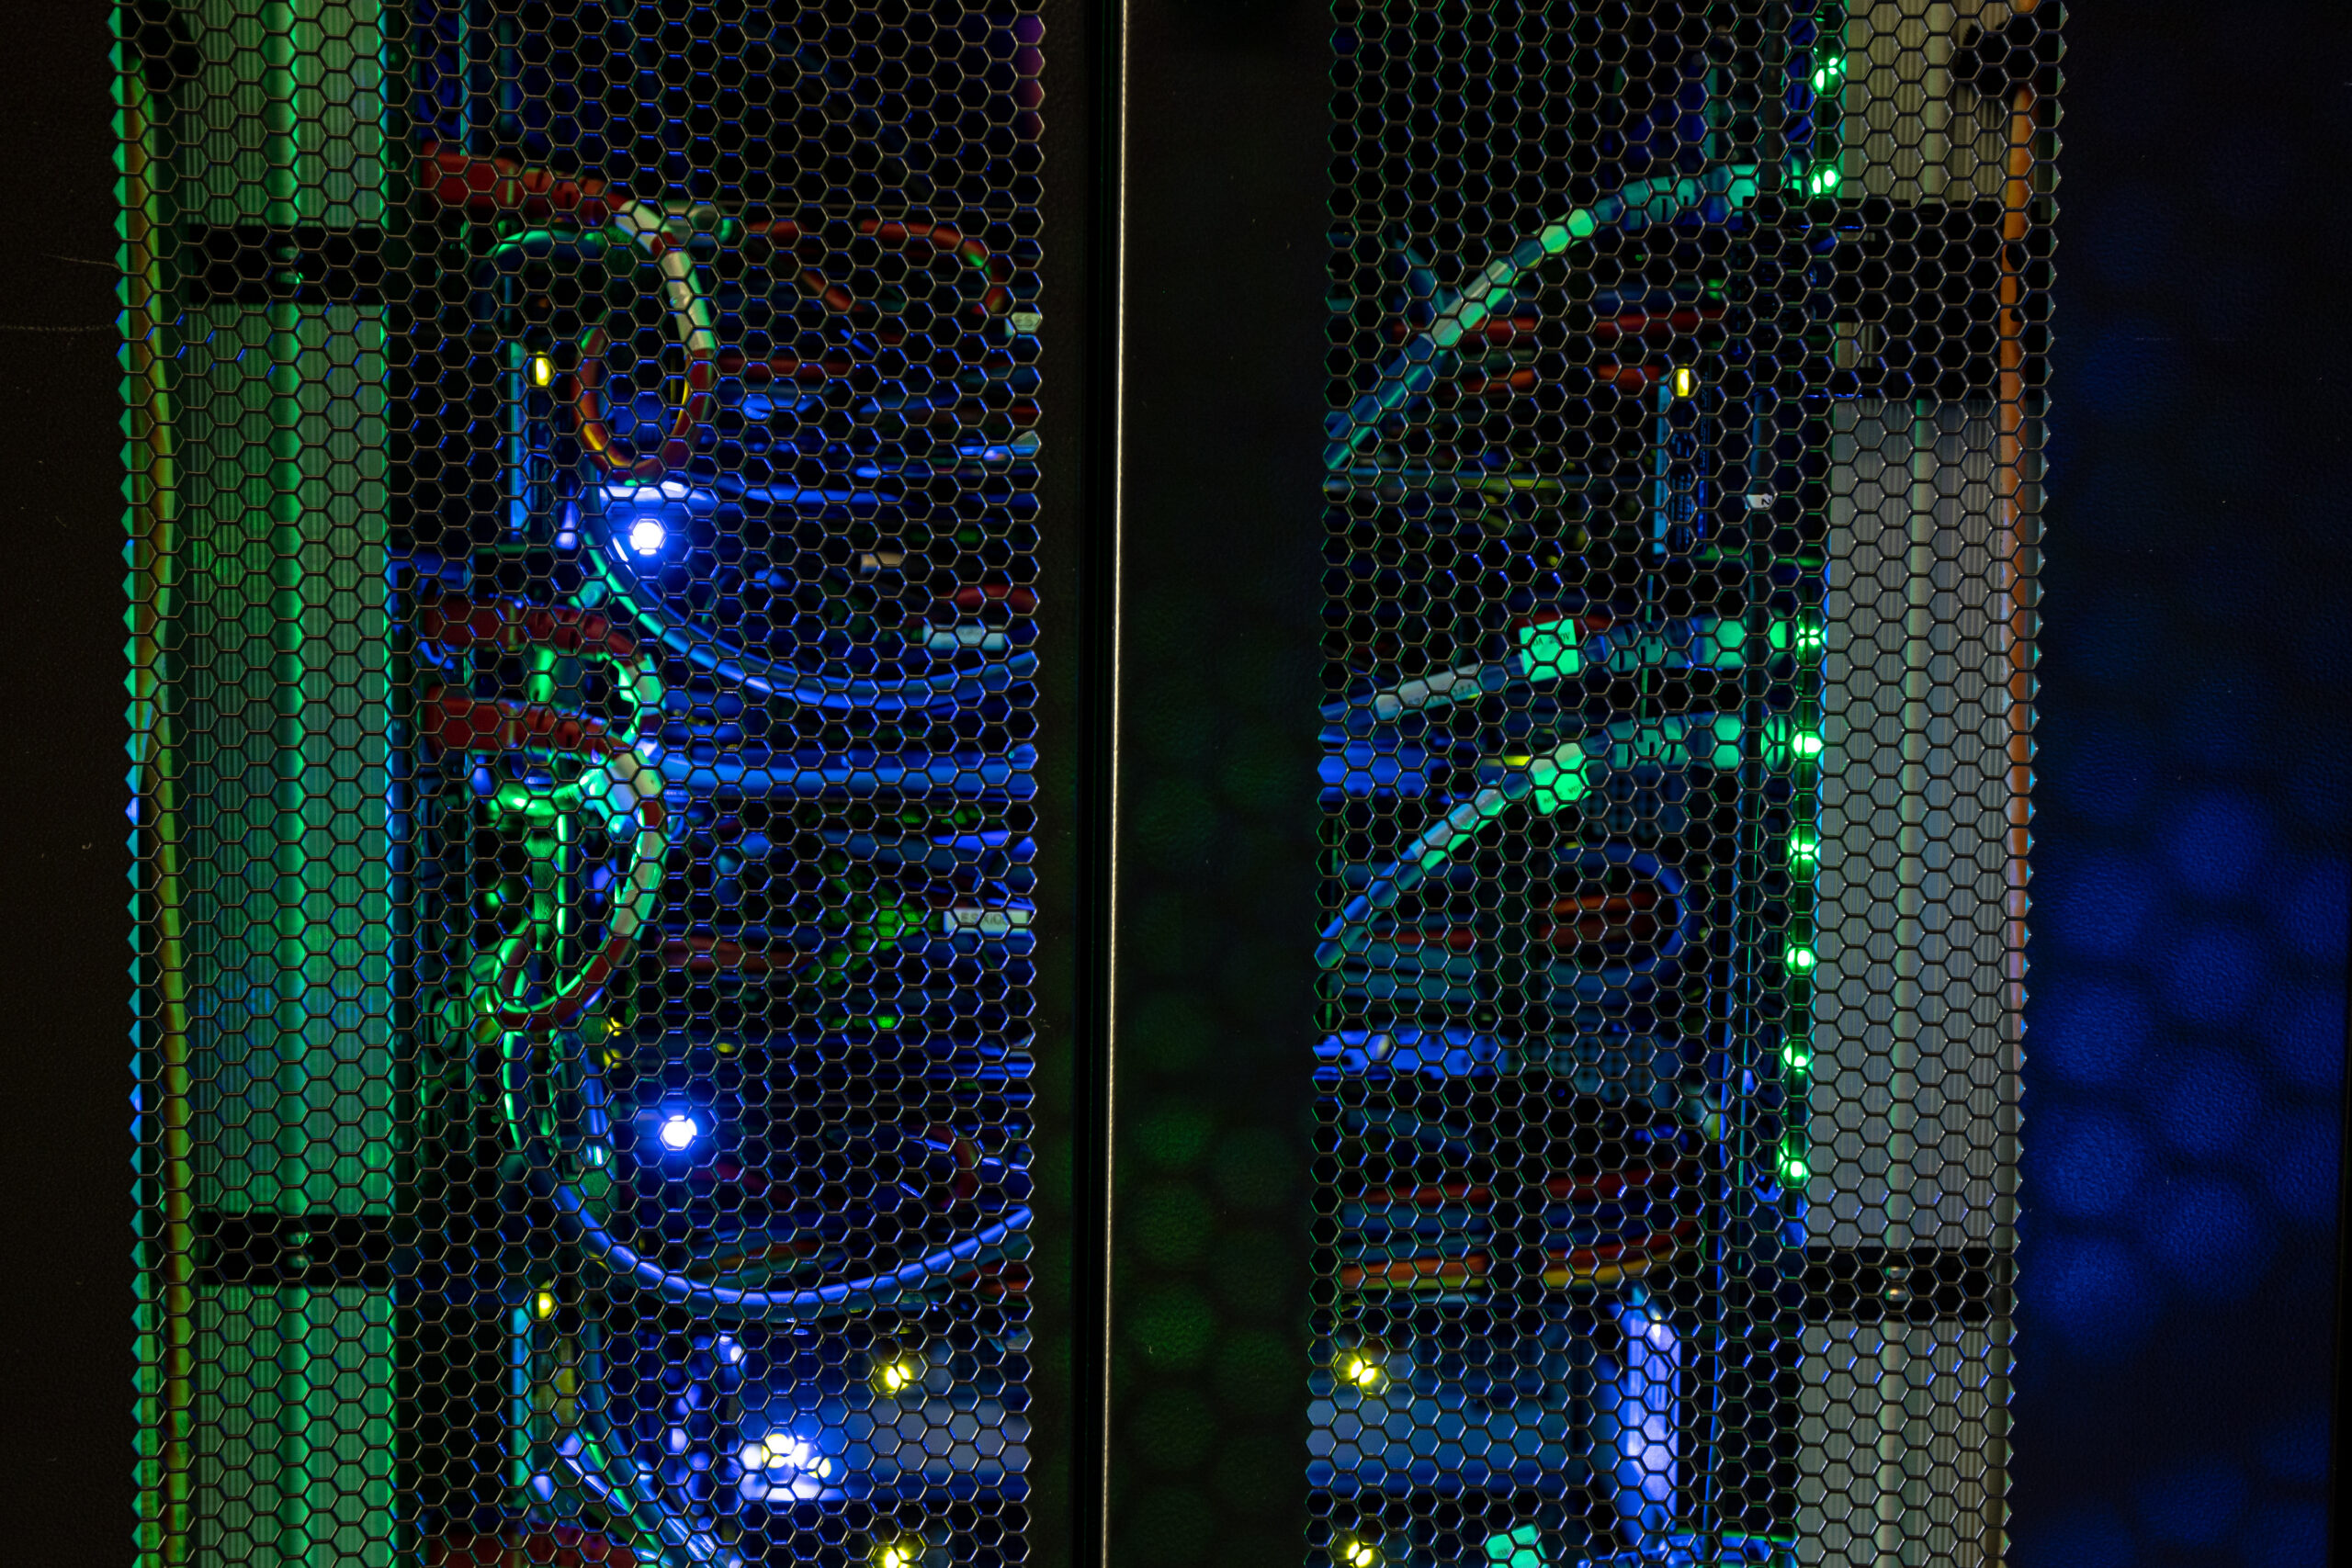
422,641,670,1030
426,145,1037,715
1322,612,1816,736
1323,165,1763,474
506,1031,1035,1324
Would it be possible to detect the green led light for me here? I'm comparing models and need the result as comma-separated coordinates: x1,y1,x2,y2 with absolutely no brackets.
1516,620,1583,681
1789,830,1820,866
1804,162,1843,197
1811,53,1849,92
1780,1149,1812,1186
1767,615,1826,655
1485,1525,1551,1568
1766,718,1825,763
1784,944,1817,973
1781,1041,1814,1074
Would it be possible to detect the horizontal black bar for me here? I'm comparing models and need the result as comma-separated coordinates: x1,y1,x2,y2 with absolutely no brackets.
195,1210,399,1289
177,224,389,305
1804,1243,2012,1325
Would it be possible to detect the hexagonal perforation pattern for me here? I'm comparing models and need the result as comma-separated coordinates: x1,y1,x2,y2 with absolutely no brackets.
1314,4,2049,1566
123,5,1044,1566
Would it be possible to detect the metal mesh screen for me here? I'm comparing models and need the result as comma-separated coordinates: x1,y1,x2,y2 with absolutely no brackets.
1313,5,2050,1566
121,5,1045,1565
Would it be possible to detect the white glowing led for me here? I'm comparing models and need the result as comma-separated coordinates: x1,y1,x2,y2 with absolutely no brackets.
658,1112,701,1151
741,1432,831,1479
628,516,667,556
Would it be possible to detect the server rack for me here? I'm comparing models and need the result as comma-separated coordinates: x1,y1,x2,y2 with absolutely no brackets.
124,5,1076,1564
119,4,2052,1566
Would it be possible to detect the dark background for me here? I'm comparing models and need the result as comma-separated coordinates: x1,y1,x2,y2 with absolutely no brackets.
2007,3,2351,1564
1,2,2344,1563
0,0,152,1553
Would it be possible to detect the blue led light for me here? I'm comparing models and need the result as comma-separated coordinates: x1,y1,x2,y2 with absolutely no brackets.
658,1112,702,1151
628,515,667,556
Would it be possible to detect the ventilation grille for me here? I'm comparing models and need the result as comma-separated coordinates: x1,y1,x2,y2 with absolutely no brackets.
1312,4,2048,1564
123,5,1045,1565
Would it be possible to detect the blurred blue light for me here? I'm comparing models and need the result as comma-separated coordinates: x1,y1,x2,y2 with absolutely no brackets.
2033,1110,2148,1220
629,516,667,556
2134,1457,2247,1546
2033,978,2149,1087
659,1113,702,1151
2029,1233,2157,1358
2150,1177,2270,1298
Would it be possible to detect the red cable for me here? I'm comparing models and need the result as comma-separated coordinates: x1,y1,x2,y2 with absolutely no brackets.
1365,1162,1683,1209
421,685,622,761
571,217,1017,478
417,143,619,226
1338,1223,1695,1292
420,686,665,1030
417,595,640,661
571,332,718,481
427,1525,640,1568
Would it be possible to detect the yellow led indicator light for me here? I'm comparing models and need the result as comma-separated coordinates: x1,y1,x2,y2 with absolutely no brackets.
1338,1538,1383,1568
1671,365,1697,399
533,1290,558,1321
1335,1348,1388,1392
529,354,554,388
872,1537,926,1568
872,1354,926,1397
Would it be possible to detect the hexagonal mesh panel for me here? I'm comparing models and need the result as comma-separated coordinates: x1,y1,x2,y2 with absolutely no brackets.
121,5,1045,1565
1314,5,2049,1566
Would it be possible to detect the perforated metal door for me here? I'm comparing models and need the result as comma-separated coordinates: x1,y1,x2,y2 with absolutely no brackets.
1310,5,2047,1566
122,5,1062,1564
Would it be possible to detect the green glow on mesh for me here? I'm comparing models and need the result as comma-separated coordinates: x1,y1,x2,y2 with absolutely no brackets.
1767,718,1825,761
1812,53,1849,92
1767,616,1825,654
1781,1041,1814,1074
1781,1149,1812,1186
1785,944,1817,972
1708,714,1746,771
1527,751,1589,814
1702,619,1748,663
1804,162,1843,197
1790,831,1821,864
1516,620,1583,680
1485,1526,1549,1568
